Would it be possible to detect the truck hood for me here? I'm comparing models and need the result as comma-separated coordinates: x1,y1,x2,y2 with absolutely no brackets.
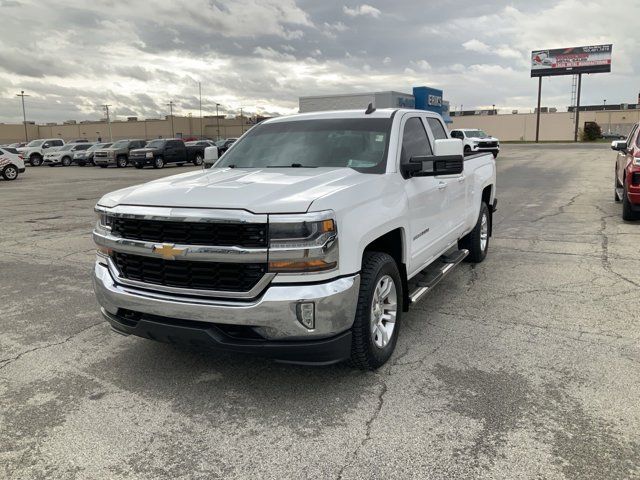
469,136,499,142
130,148,159,154
98,167,372,213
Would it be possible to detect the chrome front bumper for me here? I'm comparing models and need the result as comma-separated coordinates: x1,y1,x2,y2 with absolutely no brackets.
93,261,360,341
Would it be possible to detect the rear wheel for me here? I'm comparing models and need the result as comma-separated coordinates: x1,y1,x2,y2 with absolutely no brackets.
2,165,18,180
460,202,490,263
61,156,71,167
193,154,203,166
116,155,128,168
30,154,42,167
350,252,402,370
615,171,622,202
622,181,640,221
153,157,164,169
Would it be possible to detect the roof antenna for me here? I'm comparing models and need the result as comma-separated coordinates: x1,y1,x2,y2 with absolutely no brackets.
365,102,376,115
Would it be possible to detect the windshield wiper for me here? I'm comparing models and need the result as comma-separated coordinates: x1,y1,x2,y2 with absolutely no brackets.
266,163,317,168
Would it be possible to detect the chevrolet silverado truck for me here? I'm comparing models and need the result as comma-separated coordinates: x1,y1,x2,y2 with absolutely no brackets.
450,128,500,158
93,139,147,168
93,107,497,369
129,138,190,169
17,138,65,166
612,122,640,220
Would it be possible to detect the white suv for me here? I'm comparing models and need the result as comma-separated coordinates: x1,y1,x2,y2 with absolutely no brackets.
450,129,500,158
0,147,26,180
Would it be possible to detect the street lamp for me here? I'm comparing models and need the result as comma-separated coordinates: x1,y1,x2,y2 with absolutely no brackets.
16,90,30,142
603,99,607,110
166,101,175,137
215,103,221,140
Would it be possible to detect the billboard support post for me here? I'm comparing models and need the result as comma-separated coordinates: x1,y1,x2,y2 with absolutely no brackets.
574,73,582,142
535,77,542,143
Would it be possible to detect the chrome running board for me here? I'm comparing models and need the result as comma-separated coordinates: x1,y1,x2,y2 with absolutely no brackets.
408,249,469,305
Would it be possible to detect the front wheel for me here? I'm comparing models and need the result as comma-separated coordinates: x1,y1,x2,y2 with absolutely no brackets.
30,155,42,167
153,157,164,169
2,165,18,180
134,163,143,169
61,156,71,167
193,154,203,166
460,202,490,263
464,145,471,156
492,151,499,159
350,252,402,370
116,156,128,168
99,164,108,168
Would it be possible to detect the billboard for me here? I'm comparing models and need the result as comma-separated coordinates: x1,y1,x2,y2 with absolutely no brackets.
531,44,612,77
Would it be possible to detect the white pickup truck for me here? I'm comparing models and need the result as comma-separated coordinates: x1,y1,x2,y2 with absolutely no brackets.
93,107,497,369
17,138,66,166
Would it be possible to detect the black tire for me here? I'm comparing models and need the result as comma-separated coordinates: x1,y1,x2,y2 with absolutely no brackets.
459,202,490,263
116,155,128,168
492,151,498,159
78,161,86,167
622,181,639,221
99,164,108,168
134,163,143,169
30,154,42,167
194,154,203,166
2,165,18,180
48,163,56,167
153,157,164,169
464,145,471,155
350,252,403,370
61,156,71,167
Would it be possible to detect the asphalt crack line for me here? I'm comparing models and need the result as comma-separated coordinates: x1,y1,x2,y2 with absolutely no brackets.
0,322,103,373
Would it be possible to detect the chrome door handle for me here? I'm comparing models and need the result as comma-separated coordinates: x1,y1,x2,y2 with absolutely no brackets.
458,176,466,182
437,181,447,190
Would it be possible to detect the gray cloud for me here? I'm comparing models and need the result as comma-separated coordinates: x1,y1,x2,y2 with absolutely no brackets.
0,0,637,123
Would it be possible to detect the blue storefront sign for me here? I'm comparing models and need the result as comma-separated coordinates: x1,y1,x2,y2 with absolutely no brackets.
413,86,451,123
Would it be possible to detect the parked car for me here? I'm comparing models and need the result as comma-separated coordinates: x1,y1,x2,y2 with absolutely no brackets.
17,138,65,166
612,122,640,220
43,143,94,167
215,138,237,154
602,132,626,140
450,129,500,158
185,140,217,166
0,147,25,180
74,142,112,166
8,142,27,149
93,139,147,168
92,107,497,369
129,138,189,169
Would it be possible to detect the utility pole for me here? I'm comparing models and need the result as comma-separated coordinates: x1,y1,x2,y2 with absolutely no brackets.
216,103,221,140
240,107,244,134
102,104,113,142
573,74,582,142
535,77,542,143
167,101,175,137
198,81,203,139
17,90,30,142
603,99,606,110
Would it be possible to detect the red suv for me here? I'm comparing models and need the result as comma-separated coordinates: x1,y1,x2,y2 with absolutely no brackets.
612,123,640,220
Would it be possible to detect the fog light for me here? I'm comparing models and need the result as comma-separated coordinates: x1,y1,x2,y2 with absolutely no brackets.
296,302,315,330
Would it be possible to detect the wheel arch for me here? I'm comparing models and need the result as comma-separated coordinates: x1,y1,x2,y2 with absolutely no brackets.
362,228,409,311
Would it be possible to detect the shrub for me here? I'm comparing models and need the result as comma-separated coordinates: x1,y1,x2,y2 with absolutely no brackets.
581,122,602,141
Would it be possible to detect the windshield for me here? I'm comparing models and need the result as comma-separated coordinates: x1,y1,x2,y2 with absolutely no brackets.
27,140,44,147
215,140,226,147
111,140,129,148
216,118,391,172
58,144,74,151
89,143,106,151
465,130,488,138
146,140,165,148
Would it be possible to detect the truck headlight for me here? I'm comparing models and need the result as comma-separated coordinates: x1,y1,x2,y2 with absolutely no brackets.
146,152,153,158
95,209,112,232
268,211,338,273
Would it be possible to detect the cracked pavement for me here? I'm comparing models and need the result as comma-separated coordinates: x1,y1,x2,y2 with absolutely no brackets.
1,145,639,479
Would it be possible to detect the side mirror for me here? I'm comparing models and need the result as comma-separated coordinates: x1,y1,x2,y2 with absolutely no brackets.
611,140,627,152
42,143,50,149
203,146,218,169
434,138,463,157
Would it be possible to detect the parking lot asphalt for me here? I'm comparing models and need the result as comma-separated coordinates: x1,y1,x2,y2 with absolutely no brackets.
1,146,639,480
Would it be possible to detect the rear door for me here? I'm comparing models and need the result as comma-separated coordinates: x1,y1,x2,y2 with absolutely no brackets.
619,124,639,186
400,114,448,275
425,116,466,240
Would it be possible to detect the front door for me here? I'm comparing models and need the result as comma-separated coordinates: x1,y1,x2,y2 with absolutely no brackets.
401,115,448,276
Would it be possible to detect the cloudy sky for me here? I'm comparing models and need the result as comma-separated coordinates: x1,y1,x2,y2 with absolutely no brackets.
0,0,638,123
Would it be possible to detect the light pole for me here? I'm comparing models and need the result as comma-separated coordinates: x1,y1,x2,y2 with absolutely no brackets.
16,90,29,142
198,81,203,139
240,107,244,134
603,99,606,110
166,101,175,137
216,103,221,140
102,104,113,142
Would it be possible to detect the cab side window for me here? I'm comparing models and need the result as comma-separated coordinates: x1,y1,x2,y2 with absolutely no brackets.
427,118,448,140
400,117,432,169
627,124,638,149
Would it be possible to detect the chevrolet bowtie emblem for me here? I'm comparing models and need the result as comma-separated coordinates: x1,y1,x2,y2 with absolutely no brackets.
152,243,186,260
